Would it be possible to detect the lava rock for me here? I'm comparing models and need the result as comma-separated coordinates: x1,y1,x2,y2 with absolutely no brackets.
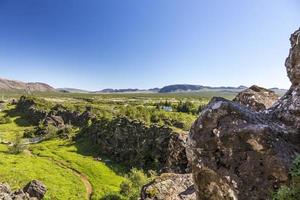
141,173,196,200
187,28,300,200
23,180,47,200
0,181,46,200
233,85,279,112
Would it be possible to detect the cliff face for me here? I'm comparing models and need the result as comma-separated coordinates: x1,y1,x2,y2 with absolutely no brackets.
80,117,189,173
187,29,300,200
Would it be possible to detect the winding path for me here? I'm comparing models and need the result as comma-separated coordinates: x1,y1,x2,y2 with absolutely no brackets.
23,138,93,199
51,159,93,200
25,149,93,200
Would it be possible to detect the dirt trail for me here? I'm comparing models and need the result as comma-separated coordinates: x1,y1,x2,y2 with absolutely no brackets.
25,150,93,200
48,159,93,200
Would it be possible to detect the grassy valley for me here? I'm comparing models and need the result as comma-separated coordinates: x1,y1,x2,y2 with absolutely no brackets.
0,91,214,199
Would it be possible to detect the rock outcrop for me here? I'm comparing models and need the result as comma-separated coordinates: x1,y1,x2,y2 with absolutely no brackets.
80,117,189,173
141,173,195,200
187,29,300,199
16,97,95,128
233,85,279,112
0,180,47,200
16,96,47,125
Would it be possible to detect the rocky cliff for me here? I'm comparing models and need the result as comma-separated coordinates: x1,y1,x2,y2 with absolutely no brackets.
187,29,300,200
140,84,279,200
80,117,189,172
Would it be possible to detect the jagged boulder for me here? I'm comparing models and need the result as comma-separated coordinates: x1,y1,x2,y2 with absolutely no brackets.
187,29,300,199
23,180,47,199
233,85,279,112
141,173,196,200
44,115,65,128
0,180,46,200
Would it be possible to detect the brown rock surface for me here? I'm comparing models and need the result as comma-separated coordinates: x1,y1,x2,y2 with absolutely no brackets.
187,29,300,200
141,173,196,200
233,85,279,112
0,180,46,200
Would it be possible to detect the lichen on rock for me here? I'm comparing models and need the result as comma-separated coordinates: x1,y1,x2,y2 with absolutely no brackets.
187,28,300,200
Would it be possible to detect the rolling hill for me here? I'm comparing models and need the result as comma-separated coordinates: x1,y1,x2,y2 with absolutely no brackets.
0,78,55,92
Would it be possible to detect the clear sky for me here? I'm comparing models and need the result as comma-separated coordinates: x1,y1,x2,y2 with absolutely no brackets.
0,0,299,90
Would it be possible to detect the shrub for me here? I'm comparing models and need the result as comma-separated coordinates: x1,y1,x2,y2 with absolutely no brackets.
23,129,36,138
119,168,149,199
273,155,300,200
100,194,124,200
8,132,26,154
0,116,12,124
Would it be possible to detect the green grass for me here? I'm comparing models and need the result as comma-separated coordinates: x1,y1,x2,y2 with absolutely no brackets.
0,144,86,200
31,139,125,200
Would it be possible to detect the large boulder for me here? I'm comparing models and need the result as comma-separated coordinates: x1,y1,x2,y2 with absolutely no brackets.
0,180,46,200
141,173,196,200
187,29,300,200
233,85,279,112
23,180,47,199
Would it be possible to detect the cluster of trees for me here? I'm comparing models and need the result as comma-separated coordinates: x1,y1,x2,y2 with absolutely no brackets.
155,100,207,115
117,105,196,130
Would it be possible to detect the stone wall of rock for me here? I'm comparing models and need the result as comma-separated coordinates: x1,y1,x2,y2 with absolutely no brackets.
187,29,300,200
80,117,189,173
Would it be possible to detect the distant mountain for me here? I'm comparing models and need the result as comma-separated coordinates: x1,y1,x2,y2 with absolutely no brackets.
0,77,55,92
96,88,140,93
56,88,91,93
158,84,248,93
159,84,202,93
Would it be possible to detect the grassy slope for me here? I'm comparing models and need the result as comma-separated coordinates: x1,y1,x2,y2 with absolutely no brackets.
31,140,125,200
0,105,125,200
0,144,86,200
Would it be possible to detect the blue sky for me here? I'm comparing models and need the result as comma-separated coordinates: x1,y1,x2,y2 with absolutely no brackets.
0,0,299,90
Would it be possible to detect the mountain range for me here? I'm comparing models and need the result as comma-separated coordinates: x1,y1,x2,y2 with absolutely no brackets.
0,77,287,94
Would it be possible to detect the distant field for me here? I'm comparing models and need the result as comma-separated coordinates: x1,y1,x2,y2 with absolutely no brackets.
0,89,237,101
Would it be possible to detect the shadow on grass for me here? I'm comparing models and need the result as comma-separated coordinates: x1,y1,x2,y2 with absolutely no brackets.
74,138,129,176
3,108,33,127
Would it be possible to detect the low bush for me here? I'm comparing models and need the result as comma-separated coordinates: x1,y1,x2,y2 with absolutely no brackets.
8,132,26,154
119,168,152,200
273,155,300,200
0,116,12,124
